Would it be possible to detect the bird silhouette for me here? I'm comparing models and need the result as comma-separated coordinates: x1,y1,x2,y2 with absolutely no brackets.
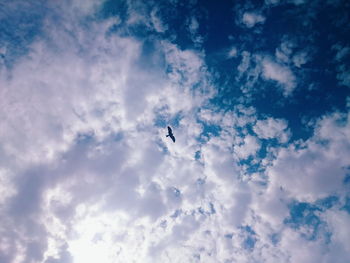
166,126,176,143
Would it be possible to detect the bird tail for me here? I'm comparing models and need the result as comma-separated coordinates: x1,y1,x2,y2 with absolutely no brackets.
166,135,169,137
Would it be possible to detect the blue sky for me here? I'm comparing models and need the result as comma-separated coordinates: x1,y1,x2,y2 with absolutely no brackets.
0,0,349,262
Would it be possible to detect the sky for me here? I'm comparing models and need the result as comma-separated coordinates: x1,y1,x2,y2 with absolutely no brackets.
0,0,349,262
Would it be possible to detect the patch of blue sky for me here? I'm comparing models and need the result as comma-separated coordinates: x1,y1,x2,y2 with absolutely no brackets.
259,138,280,154
154,110,183,129
198,202,216,216
344,173,350,185
236,139,279,177
198,121,221,140
170,112,184,127
342,196,350,214
252,74,348,140
98,0,128,22
224,233,233,239
202,0,349,143
286,202,320,224
270,233,280,245
206,60,242,106
243,235,256,250
284,202,322,240
95,0,348,147
315,196,339,210
284,199,339,242
239,159,263,176
112,132,125,142
196,0,244,53
171,187,181,197
196,177,205,186
155,0,202,50
197,207,205,215
75,131,96,145
194,150,201,160
170,209,182,219
0,1,48,68
240,225,257,250
209,202,216,214
154,110,168,128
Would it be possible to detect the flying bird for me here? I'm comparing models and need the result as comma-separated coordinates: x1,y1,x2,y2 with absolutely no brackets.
166,126,176,143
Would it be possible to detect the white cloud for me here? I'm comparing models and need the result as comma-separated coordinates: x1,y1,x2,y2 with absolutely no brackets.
267,112,350,202
188,16,199,33
336,66,350,88
292,51,309,67
227,46,238,58
322,210,350,262
187,16,203,47
334,46,350,61
253,117,290,143
234,135,261,160
237,51,251,74
0,1,222,261
275,40,294,63
242,12,266,28
151,9,168,33
261,57,297,95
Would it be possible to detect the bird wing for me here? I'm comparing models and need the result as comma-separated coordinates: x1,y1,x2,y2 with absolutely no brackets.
167,126,173,135
170,134,176,143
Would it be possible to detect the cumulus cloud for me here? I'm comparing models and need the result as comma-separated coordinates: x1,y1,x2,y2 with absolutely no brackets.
261,57,297,95
235,51,299,97
0,1,225,261
253,117,290,143
267,112,350,202
234,135,261,160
